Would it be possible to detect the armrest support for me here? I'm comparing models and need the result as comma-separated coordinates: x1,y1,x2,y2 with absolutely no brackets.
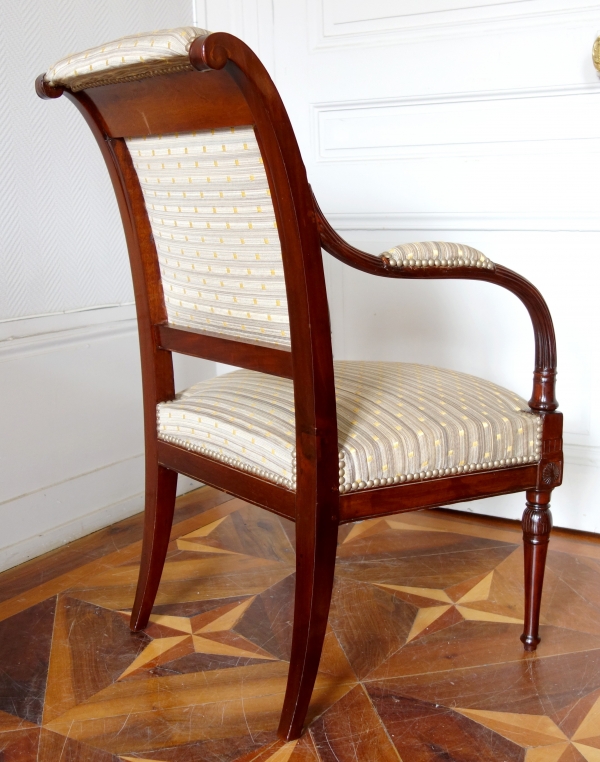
312,192,558,413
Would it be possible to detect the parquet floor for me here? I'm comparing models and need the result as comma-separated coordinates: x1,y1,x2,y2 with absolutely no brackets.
0,487,599,761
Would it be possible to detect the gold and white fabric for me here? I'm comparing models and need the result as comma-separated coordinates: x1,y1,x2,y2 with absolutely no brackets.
44,27,208,91
158,362,542,492
127,127,289,347
383,241,494,270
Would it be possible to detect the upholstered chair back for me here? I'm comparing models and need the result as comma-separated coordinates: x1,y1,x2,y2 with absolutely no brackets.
126,128,289,347
43,26,291,350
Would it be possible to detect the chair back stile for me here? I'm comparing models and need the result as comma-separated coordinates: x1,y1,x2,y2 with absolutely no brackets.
42,33,340,520
56,90,175,470
195,34,340,524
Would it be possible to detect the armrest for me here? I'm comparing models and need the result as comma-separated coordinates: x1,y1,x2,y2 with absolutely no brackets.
312,191,558,413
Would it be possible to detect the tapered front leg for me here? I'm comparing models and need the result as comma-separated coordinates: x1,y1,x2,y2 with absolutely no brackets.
130,460,178,632
521,489,553,651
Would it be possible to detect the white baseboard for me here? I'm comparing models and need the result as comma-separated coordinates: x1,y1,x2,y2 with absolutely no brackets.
564,443,600,469
1,436,595,574
0,303,213,574
0,453,201,574
448,447,600,534
0,455,143,572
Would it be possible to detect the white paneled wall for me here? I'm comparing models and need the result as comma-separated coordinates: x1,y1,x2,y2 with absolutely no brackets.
0,1,214,572
199,0,600,532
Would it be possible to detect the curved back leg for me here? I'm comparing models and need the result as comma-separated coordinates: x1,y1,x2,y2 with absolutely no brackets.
278,507,339,741
130,460,178,632
521,488,553,650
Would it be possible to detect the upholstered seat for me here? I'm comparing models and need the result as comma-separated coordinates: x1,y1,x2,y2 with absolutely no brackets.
158,362,541,491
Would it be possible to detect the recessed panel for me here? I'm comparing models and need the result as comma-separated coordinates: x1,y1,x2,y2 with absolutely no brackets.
328,0,529,26
316,90,600,161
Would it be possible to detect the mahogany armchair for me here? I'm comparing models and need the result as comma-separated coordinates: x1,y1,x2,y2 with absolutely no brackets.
37,28,563,741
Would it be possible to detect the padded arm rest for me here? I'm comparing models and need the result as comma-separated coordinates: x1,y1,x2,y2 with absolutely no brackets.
384,241,494,271
311,190,497,278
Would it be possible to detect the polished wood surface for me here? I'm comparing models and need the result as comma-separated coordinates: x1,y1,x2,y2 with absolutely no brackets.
340,463,539,523
130,464,178,632
157,324,293,379
36,30,564,740
0,488,597,761
157,440,296,522
85,68,254,137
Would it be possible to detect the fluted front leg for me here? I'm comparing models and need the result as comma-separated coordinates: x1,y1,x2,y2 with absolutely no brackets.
521,489,553,651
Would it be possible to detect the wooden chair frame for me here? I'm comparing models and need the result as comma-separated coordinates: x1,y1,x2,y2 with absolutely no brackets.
37,32,563,742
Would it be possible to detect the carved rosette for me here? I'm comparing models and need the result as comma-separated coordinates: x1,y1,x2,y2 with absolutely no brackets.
593,35,600,74
542,461,561,486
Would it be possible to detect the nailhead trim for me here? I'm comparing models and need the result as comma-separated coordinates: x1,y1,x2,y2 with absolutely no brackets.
158,431,296,491
386,257,495,270
382,242,494,270
338,419,542,493
158,411,542,496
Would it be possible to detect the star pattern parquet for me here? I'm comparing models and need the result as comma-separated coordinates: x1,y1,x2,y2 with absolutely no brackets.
0,488,599,760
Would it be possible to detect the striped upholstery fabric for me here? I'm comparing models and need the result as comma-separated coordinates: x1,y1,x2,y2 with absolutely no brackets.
158,362,542,492
127,128,290,347
45,27,208,91
383,241,494,270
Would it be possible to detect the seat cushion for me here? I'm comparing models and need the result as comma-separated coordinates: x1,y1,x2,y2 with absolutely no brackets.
45,27,208,91
158,362,541,492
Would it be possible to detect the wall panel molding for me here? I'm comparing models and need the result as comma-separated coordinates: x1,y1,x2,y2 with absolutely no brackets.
0,318,137,363
313,85,600,162
273,0,600,532
203,0,276,76
0,456,199,574
0,311,208,572
564,443,600,469
326,212,600,233
313,0,600,48
0,302,136,342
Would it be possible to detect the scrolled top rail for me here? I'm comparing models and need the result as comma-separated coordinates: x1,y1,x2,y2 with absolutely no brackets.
35,74,64,99
189,33,230,72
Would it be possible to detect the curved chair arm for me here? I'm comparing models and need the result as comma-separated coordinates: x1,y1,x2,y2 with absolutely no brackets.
312,191,558,413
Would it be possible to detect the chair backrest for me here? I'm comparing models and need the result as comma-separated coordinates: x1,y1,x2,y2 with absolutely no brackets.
126,126,290,347
37,28,340,513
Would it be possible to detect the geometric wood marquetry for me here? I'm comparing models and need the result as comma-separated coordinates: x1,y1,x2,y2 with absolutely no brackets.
0,486,598,760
